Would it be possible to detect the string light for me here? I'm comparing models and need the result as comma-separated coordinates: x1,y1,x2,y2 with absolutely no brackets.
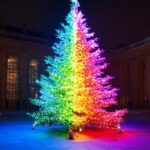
29,0,127,132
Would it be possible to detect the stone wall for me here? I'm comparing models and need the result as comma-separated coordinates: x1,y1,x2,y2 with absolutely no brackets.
0,37,51,111
107,38,150,109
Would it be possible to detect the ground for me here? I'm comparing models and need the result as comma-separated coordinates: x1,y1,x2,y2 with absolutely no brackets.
0,111,150,150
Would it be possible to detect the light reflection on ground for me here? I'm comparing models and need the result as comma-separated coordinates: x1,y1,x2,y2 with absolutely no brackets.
0,111,150,150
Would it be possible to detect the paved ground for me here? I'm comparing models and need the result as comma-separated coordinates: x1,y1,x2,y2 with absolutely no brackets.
0,111,150,150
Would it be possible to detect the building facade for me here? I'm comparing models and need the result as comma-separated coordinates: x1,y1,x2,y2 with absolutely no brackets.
0,26,149,111
0,26,51,111
108,37,150,110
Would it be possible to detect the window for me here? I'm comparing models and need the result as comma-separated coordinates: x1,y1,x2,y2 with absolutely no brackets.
7,56,19,101
29,59,39,98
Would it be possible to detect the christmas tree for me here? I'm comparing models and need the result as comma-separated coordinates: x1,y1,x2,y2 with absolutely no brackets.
29,0,127,132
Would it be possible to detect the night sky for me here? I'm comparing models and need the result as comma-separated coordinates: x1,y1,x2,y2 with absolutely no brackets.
0,0,150,50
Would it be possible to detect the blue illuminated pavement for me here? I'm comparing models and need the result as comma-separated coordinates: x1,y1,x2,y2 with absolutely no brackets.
0,111,150,150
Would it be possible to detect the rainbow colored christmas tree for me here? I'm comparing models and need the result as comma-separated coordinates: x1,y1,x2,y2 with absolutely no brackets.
29,0,127,133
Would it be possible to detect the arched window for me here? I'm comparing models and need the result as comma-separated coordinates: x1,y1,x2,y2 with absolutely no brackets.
29,59,39,98
7,56,19,101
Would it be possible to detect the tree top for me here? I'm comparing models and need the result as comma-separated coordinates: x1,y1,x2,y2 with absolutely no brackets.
70,0,78,4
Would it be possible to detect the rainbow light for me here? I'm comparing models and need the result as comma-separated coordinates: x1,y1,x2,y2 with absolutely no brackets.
29,0,127,130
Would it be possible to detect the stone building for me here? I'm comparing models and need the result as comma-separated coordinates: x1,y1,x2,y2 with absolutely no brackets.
108,37,150,110
0,25,51,111
0,25,149,111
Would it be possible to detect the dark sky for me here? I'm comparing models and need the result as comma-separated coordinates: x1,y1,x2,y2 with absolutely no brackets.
0,0,150,50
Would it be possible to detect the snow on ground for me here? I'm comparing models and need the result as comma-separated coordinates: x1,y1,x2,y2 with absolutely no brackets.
0,111,150,150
